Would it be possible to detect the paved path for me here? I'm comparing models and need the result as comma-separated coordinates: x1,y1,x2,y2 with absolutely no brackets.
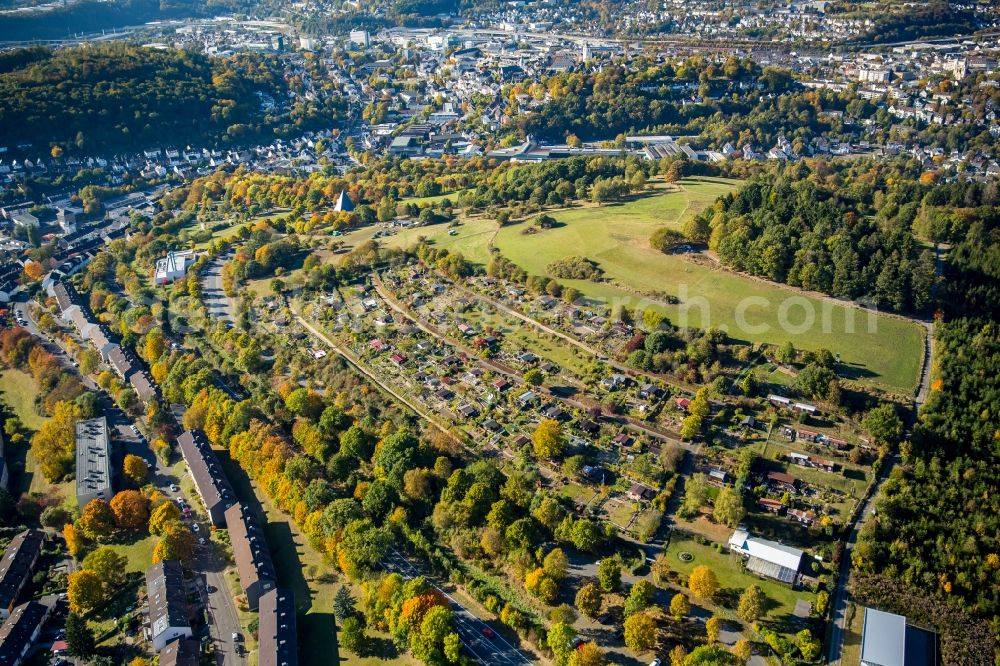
201,254,235,322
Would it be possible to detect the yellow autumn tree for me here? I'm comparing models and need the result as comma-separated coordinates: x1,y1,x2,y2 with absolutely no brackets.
30,401,82,481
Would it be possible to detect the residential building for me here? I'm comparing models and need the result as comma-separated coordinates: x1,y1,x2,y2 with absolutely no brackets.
107,346,135,379
145,561,192,651
728,529,803,584
129,371,158,405
259,588,298,666
158,638,201,666
75,417,112,508
177,430,236,527
0,530,43,619
0,601,50,666
225,503,277,610
51,282,74,314
860,607,938,666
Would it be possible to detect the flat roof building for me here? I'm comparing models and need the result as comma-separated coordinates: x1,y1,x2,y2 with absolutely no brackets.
177,430,235,527
145,561,192,651
860,607,938,666
0,530,43,620
224,503,276,610
75,417,112,509
0,600,50,666
154,250,195,285
259,588,298,666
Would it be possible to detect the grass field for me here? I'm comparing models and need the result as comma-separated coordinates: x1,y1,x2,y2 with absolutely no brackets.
490,179,923,393
0,369,44,430
663,530,811,625
107,535,158,573
381,217,497,266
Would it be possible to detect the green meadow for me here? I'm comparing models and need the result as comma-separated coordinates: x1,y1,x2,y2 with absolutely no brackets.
487,179,924,393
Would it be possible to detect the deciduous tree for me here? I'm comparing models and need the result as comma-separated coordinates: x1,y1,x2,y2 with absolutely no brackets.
123,454,149,485
81,547,127,591
597,556,621,592
153,522,195,563
623,612,656,653
67,570,104,613
570,642,605,666
148,500,181,535
78,499,116,542
669,592,690,621
532,419,566,459
575,581,603,618
110,490,149,531
737,584,765,623
706,616,721,641
687,565,719,600
713,487,744,528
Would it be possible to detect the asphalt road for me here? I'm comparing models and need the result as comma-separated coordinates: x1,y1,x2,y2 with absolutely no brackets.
198,552,247,666
382,549,532,666
201,255,236,322
826,459,895,665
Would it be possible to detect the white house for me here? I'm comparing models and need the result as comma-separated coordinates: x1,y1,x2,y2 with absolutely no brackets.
728,529,803,584
154,250,196,285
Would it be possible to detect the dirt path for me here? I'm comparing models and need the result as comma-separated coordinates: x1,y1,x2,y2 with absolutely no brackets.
293,311,458,440
372,273,695,450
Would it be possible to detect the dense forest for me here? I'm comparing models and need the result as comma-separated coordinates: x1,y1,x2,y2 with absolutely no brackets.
0,43,346,155
679,158,1000,313
513,56,797,144
831,166,1000,657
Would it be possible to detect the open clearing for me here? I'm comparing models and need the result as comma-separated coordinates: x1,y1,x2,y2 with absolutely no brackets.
663,530,810,622
0,369,44,430
490,179,923,393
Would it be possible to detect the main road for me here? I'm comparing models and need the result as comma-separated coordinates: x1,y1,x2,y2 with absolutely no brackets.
383,549,533,666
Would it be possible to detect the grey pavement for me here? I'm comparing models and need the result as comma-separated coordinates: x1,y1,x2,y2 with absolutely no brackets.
201,254,236,322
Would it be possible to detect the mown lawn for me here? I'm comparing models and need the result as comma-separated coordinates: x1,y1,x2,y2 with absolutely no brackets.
382,215,497,266
107,534,158,573
0,369,45,430
663,530,812,625
491,179,923,394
